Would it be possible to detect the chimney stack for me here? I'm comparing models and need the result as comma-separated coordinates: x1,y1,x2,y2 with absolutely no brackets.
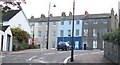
49,14,53,17
40,14,46,18
85,11,89,15
31,16,34,18
61,12,66,16
69,12,72,16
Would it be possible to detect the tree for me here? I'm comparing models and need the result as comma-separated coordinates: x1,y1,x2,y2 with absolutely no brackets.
102,28,120,46
11,27,30,43
0,0,26,13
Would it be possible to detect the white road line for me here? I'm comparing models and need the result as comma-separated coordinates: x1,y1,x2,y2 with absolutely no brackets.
63,51,103,63
29,56,37,61
63,56,71,63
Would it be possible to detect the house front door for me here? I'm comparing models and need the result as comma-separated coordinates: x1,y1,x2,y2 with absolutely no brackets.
7,34,11,51
75,41,79,49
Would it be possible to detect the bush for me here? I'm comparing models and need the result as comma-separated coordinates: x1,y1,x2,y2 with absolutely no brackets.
17,42,29,50
102,28,120,46
28,45,34,49
17,45,25,50
28,45,39,49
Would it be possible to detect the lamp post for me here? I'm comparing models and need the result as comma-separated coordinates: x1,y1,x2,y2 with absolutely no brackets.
71,0,75,62
46,2,56,49
32,25,35,45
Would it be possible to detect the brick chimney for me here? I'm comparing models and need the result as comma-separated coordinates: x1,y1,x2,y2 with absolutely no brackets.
40,14,46,18
85,11,89,15
31,16,34,18
61,12,66,16
49,14,53,17
69,12,72,16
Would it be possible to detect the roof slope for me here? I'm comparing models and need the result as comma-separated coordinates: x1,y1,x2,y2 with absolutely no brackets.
29,13,111,22
2,25,10,32
2,10,20,21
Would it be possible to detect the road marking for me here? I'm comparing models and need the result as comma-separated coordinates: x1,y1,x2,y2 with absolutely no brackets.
29,56,37,61
63,51,104,63
44,53,55,55
63,56,71,63
36,60,48,63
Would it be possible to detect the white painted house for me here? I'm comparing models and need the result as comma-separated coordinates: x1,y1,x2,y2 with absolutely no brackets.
3,10,31,34
0,26,12,51
0,10,31,51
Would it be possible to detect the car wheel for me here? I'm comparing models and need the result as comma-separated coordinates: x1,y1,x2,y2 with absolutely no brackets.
57,49,59,51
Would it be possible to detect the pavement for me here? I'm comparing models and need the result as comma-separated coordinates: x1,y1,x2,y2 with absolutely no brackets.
67,50,113,63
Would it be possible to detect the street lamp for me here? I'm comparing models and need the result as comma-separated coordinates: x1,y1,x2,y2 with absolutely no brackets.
71,0,75,62
46,2,56,49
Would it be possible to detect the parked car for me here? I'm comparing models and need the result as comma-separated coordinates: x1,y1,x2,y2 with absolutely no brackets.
57,42,71,51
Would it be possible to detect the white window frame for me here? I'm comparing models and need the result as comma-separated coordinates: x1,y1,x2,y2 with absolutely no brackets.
84,29,88,37
93,41,97,48
94,21,98,24
93,29,97,37
103,21,107,24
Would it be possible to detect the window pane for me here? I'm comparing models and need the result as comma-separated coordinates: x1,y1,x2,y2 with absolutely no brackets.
84,20,88,25
103,28,108,33
76,21,79,24
76,29,79,36
93,29,97,37
68,29,71,36
69,21,71,25
61,21,64,25
39,22,42,26
94,21,98,24
103,21,107,24
60,30,64,36
93,41,97,48
53,31,56,37
84,29,88,37
38,31,41,37
53,22,56,25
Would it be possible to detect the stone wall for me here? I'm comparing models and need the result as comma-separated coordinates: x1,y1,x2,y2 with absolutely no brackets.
104,42,120,65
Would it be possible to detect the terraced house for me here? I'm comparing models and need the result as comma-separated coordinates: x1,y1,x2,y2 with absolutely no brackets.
82,9,118,50
29,9,118,50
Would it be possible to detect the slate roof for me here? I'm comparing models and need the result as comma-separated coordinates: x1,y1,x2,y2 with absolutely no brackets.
2,10,20,21
29,13,111,22
2,25,10,32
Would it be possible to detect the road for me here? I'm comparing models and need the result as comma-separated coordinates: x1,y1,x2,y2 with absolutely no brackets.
1,49,107,64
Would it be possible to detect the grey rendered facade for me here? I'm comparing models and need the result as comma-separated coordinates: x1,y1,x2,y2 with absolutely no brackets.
82,9,118,50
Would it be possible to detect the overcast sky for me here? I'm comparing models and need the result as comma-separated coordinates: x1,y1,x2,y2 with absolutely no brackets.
21,0,120,19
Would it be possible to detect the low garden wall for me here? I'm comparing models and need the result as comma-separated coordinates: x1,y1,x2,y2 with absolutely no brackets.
104,42,120,65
